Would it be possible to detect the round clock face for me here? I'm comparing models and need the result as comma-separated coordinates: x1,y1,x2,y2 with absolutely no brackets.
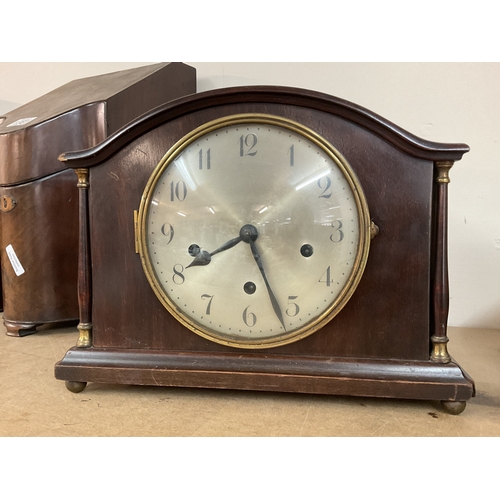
138,114,371,348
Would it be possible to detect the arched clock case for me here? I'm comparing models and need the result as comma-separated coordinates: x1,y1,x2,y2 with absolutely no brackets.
54,86,475,414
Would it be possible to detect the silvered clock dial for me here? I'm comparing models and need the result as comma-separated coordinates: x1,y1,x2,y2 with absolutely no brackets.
137,114,371,348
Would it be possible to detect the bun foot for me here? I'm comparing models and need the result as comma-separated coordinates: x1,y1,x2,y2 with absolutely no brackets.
4,320,40,337
65,381,87,393
441,401,466,415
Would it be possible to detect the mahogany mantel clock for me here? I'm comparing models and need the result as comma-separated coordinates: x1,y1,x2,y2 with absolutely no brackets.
54,86,475,414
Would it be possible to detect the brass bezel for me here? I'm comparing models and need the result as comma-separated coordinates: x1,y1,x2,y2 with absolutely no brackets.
137,113,371,349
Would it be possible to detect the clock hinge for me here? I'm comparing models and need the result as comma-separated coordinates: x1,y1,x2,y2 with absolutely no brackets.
133,210,139,254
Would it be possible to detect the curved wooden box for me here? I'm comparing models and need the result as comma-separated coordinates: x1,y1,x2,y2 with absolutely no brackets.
0,63,196,335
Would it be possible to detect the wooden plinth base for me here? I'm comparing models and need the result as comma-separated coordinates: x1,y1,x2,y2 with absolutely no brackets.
55,348,475,405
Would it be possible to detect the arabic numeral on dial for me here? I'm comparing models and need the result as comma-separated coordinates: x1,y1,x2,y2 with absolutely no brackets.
319,266,333,287
286,296,300,317
239,134,258,157
330,220,344,243
242,305,257,327
198,148,211,170
201,294,214,315
170,180,187,201
318,176,332,198
160,223,175,244
172,264,185,285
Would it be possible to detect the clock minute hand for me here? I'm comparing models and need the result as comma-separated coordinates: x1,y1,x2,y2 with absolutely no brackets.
241,228,286,332
186,235,243,268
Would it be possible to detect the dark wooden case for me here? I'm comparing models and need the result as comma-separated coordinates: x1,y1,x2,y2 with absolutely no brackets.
54,86,475,412
0,62,196,335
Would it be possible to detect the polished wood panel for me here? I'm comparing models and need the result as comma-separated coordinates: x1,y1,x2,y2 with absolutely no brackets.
83,104,433,360
0,169,79,331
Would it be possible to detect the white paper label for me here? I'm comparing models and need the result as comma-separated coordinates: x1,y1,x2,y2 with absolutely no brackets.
6,244,25,276
7,117,37,127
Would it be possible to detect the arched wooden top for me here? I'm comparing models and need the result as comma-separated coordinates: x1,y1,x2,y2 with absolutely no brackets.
59,85,470,167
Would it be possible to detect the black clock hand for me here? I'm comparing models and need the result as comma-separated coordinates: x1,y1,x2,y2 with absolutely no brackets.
249,239,286,331
186,235,243,268
211,235,243,256
240,225,286,331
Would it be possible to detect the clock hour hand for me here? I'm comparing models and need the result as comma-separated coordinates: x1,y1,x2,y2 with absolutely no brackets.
186,235,243,268
241,225,286,331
